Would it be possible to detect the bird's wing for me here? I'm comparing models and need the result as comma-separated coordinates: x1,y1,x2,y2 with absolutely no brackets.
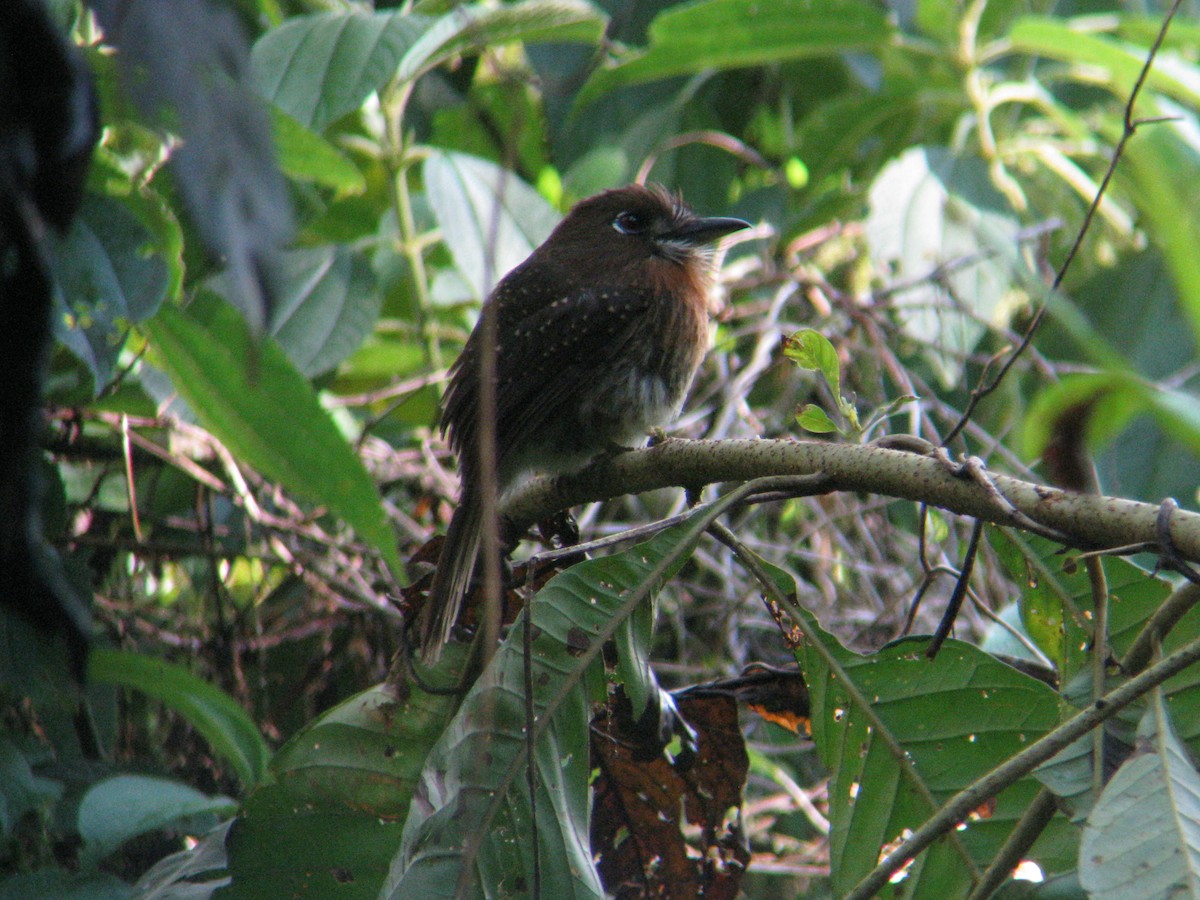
442,284,655,478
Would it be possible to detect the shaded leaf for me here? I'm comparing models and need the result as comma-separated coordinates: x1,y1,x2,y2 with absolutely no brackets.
989,530,1169,685
77,775,234,867
141,295,404,578
208,244,379,378
92,0,292,333
49,194,169,391
1118,110,1200,352
773,552,1066,896
398,0,606,85
221,678,462,900
1080,695,1200,899
0,870,132,900
251,10,432,132
385,519,705,898
0,736,47,837
132,820,231,900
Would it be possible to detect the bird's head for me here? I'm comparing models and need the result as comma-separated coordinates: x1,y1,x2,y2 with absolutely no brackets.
533,185,750,279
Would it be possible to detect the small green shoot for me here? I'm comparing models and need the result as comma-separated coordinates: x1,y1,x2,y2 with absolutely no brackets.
784,329,917,438
783,329,861,435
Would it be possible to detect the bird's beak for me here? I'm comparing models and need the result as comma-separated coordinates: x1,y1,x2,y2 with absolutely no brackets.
662,215,751,246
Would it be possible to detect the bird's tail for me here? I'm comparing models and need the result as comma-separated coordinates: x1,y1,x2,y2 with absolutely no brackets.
420,487,483,663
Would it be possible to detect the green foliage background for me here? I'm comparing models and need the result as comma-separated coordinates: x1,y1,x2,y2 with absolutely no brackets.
5,0,1200,897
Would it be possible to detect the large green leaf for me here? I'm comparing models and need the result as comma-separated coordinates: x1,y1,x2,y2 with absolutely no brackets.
220,677,462,899
1024,372,1200,467
384,519,704,898
990,530,1169,686
1080,695,1200,899
141,295,404,578
992,531,1200,819
783,568,1067,897
251,10,433,131
578,0,893,106
89,648,270,789
423,151,560,300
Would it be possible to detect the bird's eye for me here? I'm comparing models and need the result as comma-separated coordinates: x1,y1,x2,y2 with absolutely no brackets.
613,211,649,235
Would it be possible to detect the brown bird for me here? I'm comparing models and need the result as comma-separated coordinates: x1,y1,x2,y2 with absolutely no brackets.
421,184,749,660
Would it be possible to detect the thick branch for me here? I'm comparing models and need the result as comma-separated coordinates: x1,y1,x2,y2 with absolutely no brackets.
502,438,1200,563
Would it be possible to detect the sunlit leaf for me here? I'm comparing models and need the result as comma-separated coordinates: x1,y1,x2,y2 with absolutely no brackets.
579,0,892,106
270,108,366,193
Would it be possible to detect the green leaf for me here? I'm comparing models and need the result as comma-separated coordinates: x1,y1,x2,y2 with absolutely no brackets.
49,194,169,391
215,245,378,378
1024,372,1200,478
221,678,463,900
1148,386,1200,455
385,519,704,897
1006,17,1200,110
578,0,892,106
222,786,401,900
990,530,1169,685
782,566,1066,896
1118,115,1200,350
1080,695,1200,899
251,10,433,131
398,0,606,85
784,328,842,396
270,107,366,193
77,775,235,867
141,295,404,578
865,146,1030,388
423,150,560,300
796,403,840,434
89,649,270,789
